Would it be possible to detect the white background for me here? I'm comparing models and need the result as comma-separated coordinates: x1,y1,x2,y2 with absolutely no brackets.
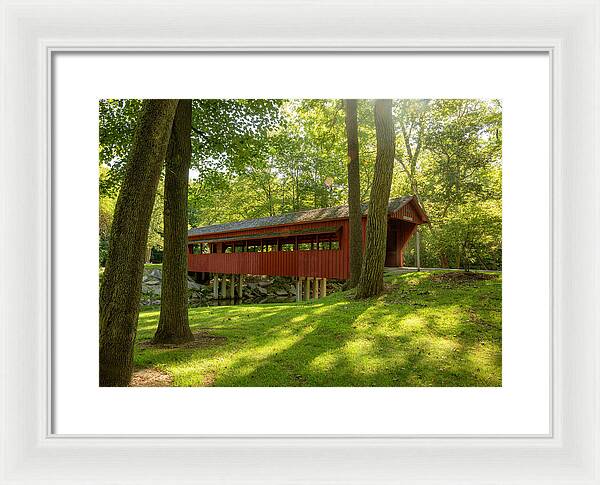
53,53,549,435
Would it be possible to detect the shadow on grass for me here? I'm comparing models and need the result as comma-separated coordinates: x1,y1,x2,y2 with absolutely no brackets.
133,272,502,387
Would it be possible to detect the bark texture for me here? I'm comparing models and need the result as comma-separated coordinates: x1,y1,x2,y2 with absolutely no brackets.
344,99,363,289
99,99,178,387
154,100,194,344
355,100,395,299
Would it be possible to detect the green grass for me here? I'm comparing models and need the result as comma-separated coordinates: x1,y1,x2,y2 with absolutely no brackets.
134,271,501,387
144,263,163,270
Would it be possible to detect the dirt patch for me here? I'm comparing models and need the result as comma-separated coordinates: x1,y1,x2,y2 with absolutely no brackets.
202,371,217,387
430,272,495,284
130,367,173,387
138,331,227,350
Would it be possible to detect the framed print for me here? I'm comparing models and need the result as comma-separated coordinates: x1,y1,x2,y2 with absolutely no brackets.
54,52,544,436
1,0,599,483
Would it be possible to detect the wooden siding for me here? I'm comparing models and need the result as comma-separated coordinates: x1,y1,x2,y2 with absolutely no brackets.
388,200,424,224
187,205,423,280
188,248,347,279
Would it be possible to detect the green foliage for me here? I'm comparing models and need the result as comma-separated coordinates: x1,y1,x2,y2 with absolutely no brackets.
99,99,143,196
133,271,501,387
100,98,283,256
392,99,502,269
191,99,282,173
99,98,282,194
146,181,164,258
99,195,115,267
188,99,353,226
99,167,116,266
427,198,502,270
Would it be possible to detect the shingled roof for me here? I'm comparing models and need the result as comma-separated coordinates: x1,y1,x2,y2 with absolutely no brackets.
188,196,420,238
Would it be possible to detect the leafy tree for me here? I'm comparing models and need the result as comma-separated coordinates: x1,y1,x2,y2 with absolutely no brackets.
154,100,194,344
356,100,396,298
344,99,362,288
393,99,430,202
99,99,143,196
99,99,178,387
390,99,502,269
420,99,501,267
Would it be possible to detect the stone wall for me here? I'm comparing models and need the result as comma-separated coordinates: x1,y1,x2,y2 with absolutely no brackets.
140,268,343,307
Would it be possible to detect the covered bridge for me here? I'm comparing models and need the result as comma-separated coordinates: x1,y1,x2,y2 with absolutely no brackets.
188,196,427,300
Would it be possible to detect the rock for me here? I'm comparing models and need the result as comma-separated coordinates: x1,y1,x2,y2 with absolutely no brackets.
187,280,203,290
257,286,268,296
258,280,272,287
275,289,288,297
150,269,162,280
142,284,161,296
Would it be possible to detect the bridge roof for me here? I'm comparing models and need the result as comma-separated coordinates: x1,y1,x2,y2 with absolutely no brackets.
188,196,426,238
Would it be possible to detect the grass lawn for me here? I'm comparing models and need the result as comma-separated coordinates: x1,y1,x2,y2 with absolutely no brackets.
134,271,501,387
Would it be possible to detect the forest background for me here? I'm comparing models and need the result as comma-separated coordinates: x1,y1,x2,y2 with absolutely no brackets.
99,98,502,271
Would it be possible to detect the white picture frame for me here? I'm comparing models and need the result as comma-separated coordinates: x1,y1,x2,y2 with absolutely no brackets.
1,0,598,483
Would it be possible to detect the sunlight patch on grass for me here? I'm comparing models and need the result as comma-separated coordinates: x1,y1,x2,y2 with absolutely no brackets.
344,337,374,355
309,353,338,373
397,313,428,330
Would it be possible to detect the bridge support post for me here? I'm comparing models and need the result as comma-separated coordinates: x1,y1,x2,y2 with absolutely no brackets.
416,228,421,271
238,275,244,300
213,274,219,299
313,278,320,299
304,277,311,301
321,278,327,298
296,278,303,302
229,274,236,300
220,275,227,299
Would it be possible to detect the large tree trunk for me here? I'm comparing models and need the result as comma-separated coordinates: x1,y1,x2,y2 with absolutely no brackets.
153,100,194,344
99,99,178,387
344,99,363,289
355,100,395,299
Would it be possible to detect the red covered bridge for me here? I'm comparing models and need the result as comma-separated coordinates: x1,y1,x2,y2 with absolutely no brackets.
187,197,427,300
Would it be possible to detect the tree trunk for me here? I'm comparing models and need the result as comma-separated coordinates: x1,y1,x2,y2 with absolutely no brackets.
344,99,363,289
355,100,395,299
99,99,178,387
154,100,194,344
